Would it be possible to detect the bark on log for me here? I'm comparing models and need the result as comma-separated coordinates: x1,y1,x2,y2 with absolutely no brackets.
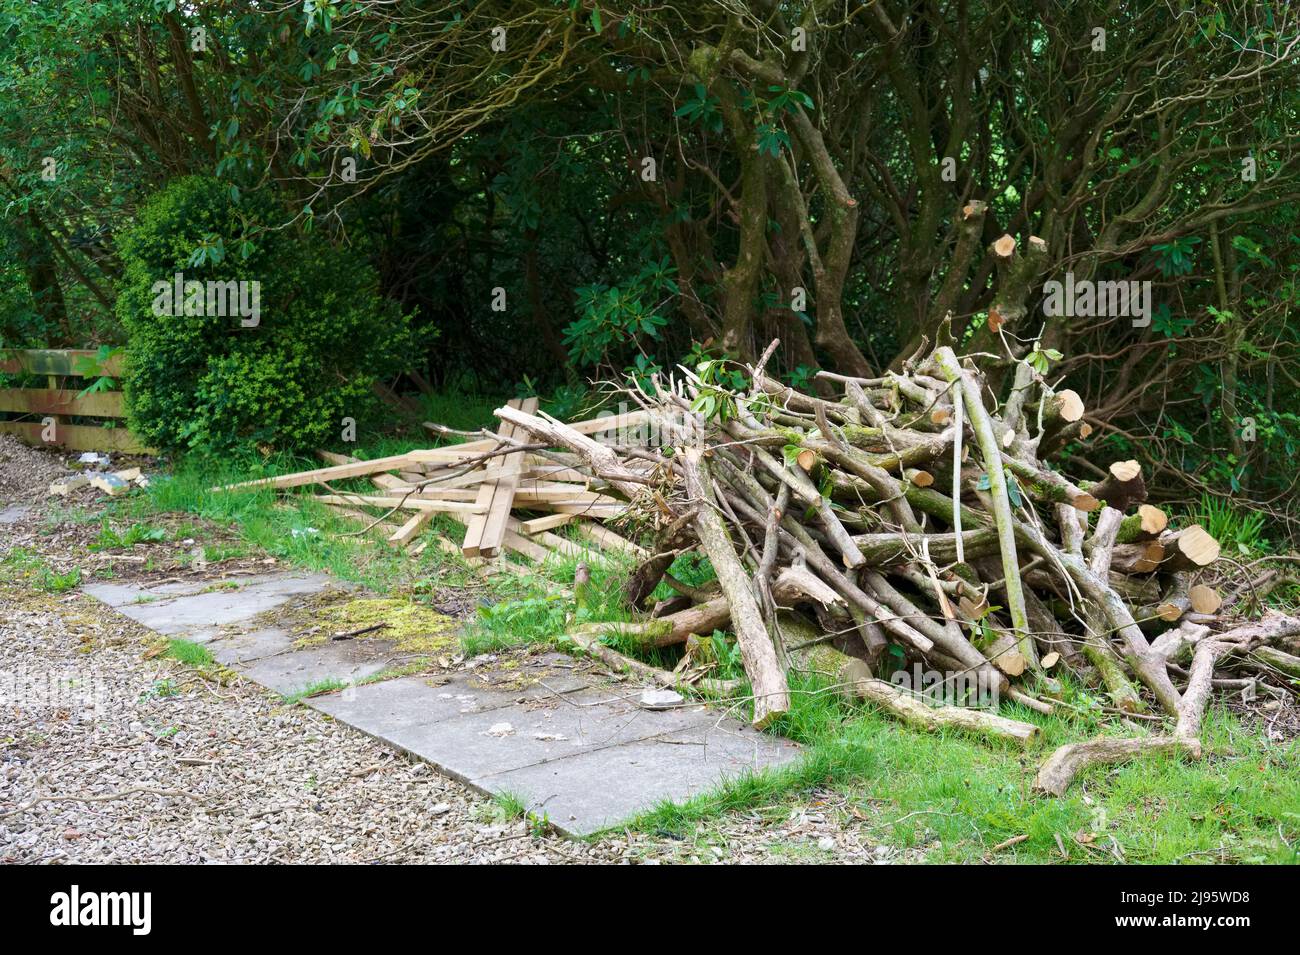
1088,460,1147,511
495,405,653,502
682,448,789,728
813,652,1040,746
1115,504,1169,543
1034,736,1194,797
852,671,1039,745
934,347,1037,670
623,510,697,608
1109,541,1166,574
1158,525,1221,572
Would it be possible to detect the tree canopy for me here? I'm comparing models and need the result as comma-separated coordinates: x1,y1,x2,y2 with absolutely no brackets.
2,0,1299,526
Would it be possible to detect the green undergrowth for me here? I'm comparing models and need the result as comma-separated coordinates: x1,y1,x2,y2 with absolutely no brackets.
623,671,1300,864
1,546,83,593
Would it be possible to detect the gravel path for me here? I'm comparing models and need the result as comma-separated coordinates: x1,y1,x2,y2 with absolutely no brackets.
0,582,642,863
0,508,887,864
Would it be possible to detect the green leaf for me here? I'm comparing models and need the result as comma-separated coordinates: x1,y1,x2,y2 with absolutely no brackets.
1006,475,1024,508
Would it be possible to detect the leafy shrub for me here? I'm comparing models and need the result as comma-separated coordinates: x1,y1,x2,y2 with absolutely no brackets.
116,177,413,452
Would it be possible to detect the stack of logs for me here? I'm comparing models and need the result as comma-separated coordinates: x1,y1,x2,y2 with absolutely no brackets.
492,342,1300,794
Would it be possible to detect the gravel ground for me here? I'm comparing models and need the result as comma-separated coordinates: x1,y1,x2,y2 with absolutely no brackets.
0,435,70,505
0,492,888,864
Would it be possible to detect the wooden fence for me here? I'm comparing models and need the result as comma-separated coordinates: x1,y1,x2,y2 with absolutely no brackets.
0,348,151,453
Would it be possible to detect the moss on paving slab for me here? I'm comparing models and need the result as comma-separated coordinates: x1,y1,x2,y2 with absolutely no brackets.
280,592,461,655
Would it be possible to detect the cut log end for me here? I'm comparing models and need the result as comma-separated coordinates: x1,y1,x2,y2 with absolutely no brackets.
1054,389,1085,423
1138,503,1168,535
1163,524,1221,570
1110,459,1142,482
1072,492,1100,512
905,468,935,488
992,234,1017,260
1189,584,1222,615
1156,601,1184,623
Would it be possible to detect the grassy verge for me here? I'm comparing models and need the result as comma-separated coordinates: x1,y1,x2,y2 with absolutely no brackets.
628,672,1300,864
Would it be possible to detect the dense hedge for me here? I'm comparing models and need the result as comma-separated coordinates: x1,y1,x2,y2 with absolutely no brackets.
116,176,413,453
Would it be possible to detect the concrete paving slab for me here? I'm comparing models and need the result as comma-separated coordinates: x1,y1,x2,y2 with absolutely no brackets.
83,573,337,641
321,684,722,784
476,723,803,835
240,640,399,696
0,505,31,524
460,653,592,697
318,661,592,719
311,673,536,736
80,569,805,836
206,627,296,666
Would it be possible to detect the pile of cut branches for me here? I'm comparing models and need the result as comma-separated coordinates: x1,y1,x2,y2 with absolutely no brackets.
493,342,1300,794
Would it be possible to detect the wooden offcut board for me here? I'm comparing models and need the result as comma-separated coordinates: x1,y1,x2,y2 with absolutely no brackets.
461,397,537,558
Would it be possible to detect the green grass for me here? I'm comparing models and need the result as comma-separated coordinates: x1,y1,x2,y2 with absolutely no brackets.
491,791,529,820
142,679,179,699
40,566,82,592
282,677,350,705
1,546,83,593
164,638,214,667
461,545,639,656
1184,492,1269,557
418,391,505,433
89,519,167,551
625,672,1300,864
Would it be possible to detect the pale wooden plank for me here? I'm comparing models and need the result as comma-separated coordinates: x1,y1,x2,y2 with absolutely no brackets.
212,449,446,492
445,506,554,563
315,451,409,494
389,508,436,545
574,522,648,558
530,526,613,566
419,408,647,444
402,485,620,506
478,396,537,557
0,387,125,418
461,402,518,556
519,513,576,535
529,502,628,518
0,420,151,453
311,494,486,514
557,408,652,439
462,397,537,557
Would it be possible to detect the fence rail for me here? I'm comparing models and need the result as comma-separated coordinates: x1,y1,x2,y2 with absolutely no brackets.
0,348,150,453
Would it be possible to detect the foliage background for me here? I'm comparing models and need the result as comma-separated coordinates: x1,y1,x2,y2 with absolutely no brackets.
1,0,1297,533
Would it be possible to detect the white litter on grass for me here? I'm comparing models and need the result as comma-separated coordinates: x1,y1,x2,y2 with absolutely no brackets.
484,722,515,737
